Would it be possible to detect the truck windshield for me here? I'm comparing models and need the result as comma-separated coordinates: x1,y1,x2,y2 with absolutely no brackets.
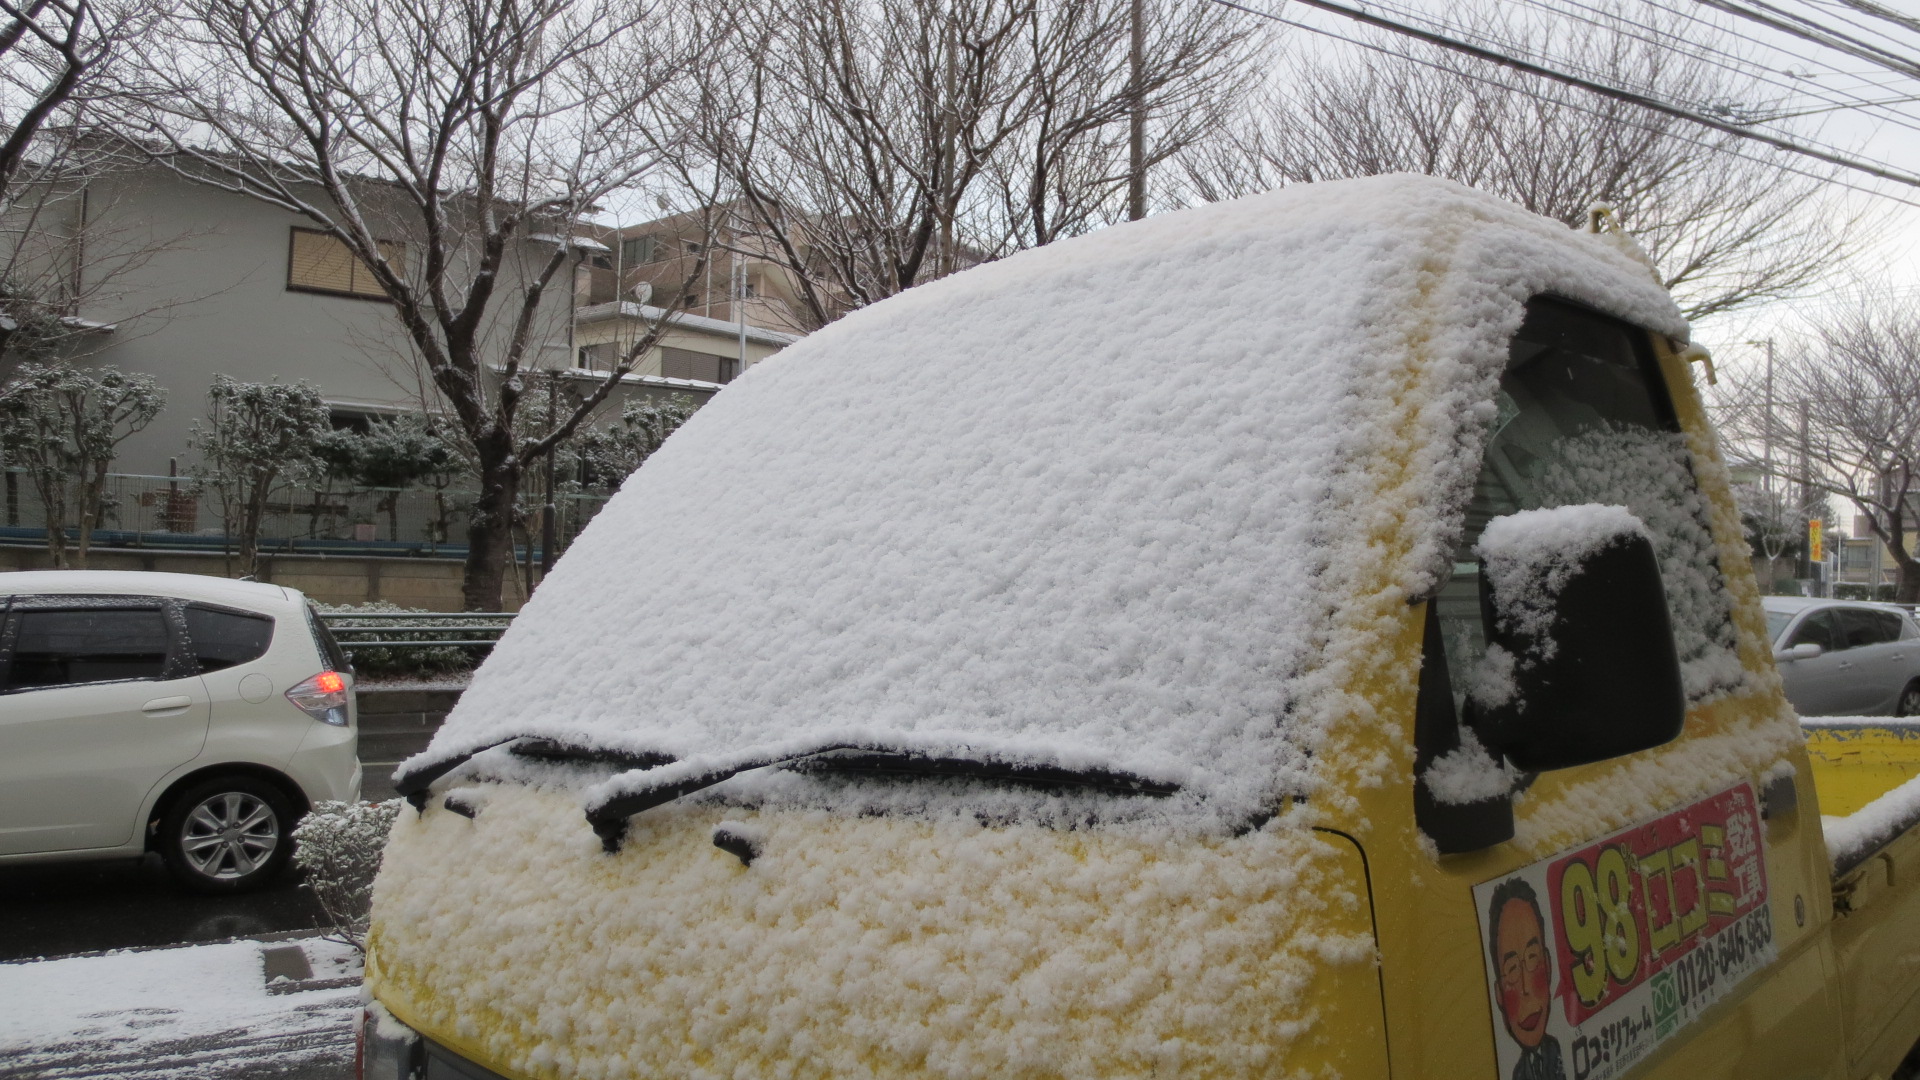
1434,297,1742,714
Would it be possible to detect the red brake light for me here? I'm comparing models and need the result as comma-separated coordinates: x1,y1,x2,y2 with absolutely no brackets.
287,671,352,725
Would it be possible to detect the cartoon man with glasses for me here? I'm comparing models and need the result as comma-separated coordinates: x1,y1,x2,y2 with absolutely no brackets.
1488,877,1567,1080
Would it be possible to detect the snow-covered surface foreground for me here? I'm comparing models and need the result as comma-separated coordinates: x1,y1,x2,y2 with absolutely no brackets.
0,937,359,1079
404,174,1697,832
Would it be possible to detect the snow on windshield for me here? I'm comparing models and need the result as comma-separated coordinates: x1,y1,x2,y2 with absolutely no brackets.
404,175,1690,830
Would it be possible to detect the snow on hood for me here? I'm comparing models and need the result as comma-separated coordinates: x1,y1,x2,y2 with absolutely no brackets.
402,175,1688,829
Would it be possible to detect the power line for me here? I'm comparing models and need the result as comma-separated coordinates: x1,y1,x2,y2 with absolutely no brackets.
1211,0,1920,191
1228,2,1920,210
1301,0,1920,158
1691,0,1920,83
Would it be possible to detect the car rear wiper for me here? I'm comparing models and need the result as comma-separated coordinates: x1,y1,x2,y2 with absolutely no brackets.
584,743,1179,852
395,738,677,810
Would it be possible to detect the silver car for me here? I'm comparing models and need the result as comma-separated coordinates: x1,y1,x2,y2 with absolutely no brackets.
1764,596,1920,716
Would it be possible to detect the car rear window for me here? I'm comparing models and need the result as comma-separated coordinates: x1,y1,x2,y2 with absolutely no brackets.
183,605,275,673
2,606,171,689
306,604,350,672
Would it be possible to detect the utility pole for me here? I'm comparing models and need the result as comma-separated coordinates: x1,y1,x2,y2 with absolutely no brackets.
734,253,748,382
1757,338,1775,491
1127,0,1147,222
1799,400,1813,586
540,371,558,580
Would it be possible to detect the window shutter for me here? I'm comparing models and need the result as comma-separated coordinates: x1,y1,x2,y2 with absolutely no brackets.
289,229,358,293
288,229,404,298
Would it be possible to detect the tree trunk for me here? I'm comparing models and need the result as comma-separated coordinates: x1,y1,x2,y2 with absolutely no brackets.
39,476,69,568
238,476,273,578
1897,554,1920,604
462,456,519,611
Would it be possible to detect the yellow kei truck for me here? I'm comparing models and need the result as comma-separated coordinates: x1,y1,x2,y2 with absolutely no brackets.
361,176,1920,1080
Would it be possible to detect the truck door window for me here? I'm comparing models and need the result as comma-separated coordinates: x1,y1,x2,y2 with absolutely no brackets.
1434,297,1741,718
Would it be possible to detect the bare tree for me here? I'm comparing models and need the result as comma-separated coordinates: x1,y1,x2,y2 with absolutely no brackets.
1178,10,1861,321
983,0,1255,251
689,0,1253,329
1718,301,1920,601
0,359,162,566
128,0,719,609
1731,479,1827,592
0,0,124,209
0,0,157,366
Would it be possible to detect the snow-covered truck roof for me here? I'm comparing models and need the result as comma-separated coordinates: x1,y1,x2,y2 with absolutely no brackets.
399,174,1689,832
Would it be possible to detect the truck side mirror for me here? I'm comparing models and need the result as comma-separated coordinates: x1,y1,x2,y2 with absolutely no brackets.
1774,642,1821,662
1472,506,1686,772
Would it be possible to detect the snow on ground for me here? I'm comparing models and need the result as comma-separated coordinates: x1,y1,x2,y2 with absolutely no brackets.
0,938,360,1080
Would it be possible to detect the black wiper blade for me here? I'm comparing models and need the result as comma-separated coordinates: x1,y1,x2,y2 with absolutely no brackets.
396,737,677,810
394,739,517,810
509,739,677,771
584,743,1179,852
792,752,1180,797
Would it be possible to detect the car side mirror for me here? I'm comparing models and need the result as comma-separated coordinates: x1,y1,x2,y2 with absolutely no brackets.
1471,505,1686,772
1773,642,1821,662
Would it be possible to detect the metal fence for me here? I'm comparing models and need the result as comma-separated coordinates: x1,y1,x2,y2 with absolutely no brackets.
320,610,516,651
0,469,612,556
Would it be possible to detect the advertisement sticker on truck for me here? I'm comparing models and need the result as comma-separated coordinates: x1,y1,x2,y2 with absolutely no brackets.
1474,781,1775,1080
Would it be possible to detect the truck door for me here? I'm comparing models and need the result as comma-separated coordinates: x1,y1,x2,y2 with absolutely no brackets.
0,597,212,854
1405,297,1842,1080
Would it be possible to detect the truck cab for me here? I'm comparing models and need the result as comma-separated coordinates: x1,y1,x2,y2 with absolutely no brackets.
362,175,1920,1080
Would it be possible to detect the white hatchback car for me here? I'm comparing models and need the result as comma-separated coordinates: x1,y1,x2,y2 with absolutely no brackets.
0,571,360,892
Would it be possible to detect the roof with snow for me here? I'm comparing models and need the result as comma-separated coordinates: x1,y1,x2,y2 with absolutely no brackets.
402,175,1690,829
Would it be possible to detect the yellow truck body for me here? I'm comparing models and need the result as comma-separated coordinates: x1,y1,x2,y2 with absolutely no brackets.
362,176,1920,1080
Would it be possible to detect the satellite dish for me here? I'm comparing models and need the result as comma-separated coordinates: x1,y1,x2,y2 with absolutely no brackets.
629,281,653,304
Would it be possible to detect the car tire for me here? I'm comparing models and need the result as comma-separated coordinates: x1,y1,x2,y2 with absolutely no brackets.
159,775,296,894
1898,681,1920,719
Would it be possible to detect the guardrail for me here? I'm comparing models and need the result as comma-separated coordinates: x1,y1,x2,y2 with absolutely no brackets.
319,611,516,651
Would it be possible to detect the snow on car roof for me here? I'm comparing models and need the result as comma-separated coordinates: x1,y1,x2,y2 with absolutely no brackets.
403,175,1689,830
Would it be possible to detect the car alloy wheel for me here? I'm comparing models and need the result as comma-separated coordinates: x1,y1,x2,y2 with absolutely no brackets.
181,791,280,879
159,775,295,893
1901,683,1920,718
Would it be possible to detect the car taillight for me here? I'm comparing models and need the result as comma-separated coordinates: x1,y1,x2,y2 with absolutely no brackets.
287,670,351,726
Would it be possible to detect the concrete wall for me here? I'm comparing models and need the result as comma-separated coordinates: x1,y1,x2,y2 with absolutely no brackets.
0,544,523,611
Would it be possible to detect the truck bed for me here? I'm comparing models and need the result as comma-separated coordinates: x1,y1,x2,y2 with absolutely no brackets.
1804,718,1920,875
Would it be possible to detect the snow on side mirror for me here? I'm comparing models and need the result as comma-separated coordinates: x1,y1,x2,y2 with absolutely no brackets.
1472,504,1686,773
1774,642,1822,662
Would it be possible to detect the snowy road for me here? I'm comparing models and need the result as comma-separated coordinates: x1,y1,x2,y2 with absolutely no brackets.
0,938,358,1080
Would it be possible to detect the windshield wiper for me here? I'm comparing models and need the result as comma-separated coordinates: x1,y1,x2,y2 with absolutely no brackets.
395,737,676,810
584,743,1178,852
509,739,677,771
